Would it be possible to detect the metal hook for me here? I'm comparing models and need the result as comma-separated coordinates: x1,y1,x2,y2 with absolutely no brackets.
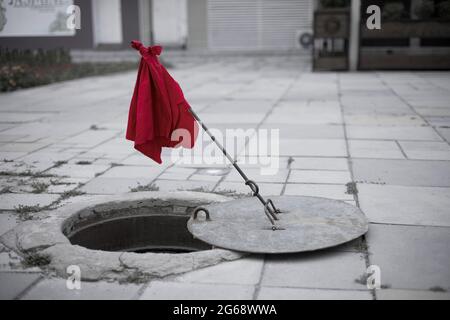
245,180,259,196
264,199,279,221
266,199,282,214
263,205,276,226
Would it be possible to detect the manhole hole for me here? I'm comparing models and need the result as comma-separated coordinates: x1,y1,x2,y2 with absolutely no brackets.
67,215,212,254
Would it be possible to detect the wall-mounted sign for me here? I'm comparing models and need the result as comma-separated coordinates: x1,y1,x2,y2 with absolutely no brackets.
0,0,75,37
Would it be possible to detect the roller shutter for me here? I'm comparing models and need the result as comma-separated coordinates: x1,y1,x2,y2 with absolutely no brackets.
208,0,313,51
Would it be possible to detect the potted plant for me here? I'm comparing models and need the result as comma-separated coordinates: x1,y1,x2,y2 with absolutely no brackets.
413,0,435,19
437,0,450,20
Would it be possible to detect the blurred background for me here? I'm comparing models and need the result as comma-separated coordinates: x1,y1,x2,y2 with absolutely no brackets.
1,0,450,91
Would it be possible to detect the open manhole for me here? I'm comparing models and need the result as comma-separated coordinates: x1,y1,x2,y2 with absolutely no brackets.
66,215,212,254
0,192,243,282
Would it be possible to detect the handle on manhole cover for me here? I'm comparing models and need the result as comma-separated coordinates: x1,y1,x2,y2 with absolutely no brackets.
192,207,211,221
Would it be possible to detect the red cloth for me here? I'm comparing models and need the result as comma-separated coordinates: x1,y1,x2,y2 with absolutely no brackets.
126,41,198,164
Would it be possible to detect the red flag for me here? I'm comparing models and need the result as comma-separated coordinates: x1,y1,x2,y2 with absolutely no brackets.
126,40,198,164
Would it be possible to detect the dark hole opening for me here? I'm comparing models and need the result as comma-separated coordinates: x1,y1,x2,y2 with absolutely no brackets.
67,215,211,254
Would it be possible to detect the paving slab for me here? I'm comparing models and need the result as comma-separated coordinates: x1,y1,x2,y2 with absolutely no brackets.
205,100,274,113
414,107,450,117
199,113,266,125
48,164,110,179
436,127,450,143
47,178,87,194
398,141,450,160
19,152,74,164
265,112,342,125
283,183,354,200
347,126,442,141
61,130,118,148
344,114,426,127
257,287,372,300
0,213,18,236
234,156,287,175
188,173,223,183
0,134,26,143
261,251,368,290
101,165,165,179
261,124,345,139
225,167,289,183
0,246,25,272
0,272,41,300
358,184,450,227
140,281,254,300
289,157,348,171
0,124,14,132
426,116,450,128
80,177,157,194
158,167,197,180
349,140,405,159
366,224,450,291
275,139,347,157
0,112,49,123
1,122,85,138
0,160,55,173
121,153,169,166
0,193,59,210
352,159,450,187
174,256,264,285
0,152,27,161
0,142,50,153
88,138,134,157
377,289,450,300
288,170,351,184
21,278,141,300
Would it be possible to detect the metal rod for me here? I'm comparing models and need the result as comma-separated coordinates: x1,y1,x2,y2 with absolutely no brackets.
189,108,279,224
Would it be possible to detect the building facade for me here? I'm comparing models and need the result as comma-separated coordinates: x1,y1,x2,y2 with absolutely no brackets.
189,0,315,52
0,0,150,50
0,0,314,53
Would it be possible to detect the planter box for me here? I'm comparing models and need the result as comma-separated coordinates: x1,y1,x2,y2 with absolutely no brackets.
314,55,348,71
359,51,450,70
361,21,450,39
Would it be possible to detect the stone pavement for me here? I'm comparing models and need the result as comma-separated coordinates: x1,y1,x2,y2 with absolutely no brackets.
0,54,450,300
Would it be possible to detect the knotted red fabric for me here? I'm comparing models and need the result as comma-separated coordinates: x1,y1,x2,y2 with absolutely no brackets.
126,41,198,164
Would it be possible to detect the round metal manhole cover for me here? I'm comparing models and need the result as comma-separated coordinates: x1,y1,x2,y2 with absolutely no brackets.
187,195,369,254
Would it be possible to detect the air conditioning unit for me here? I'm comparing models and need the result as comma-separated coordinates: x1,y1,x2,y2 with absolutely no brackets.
296,30,313,49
